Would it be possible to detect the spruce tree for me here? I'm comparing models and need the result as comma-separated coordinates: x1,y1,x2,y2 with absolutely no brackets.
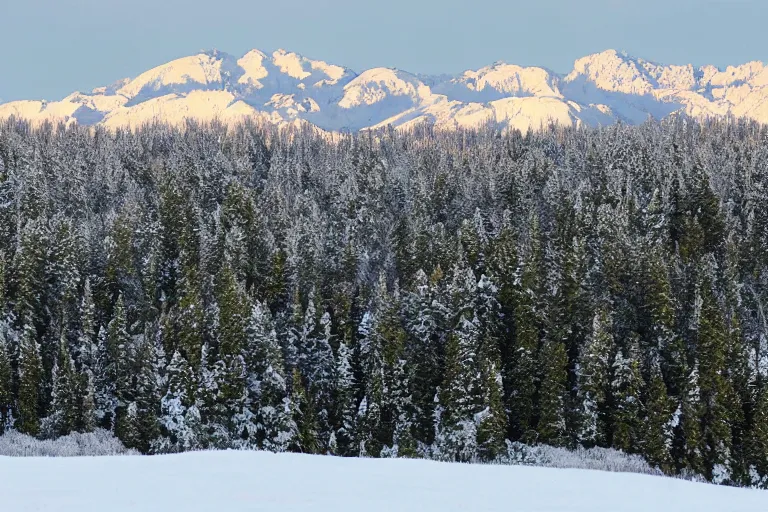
611,340,643,453
507,218,543,442
748,384,768,485
17,320,43,436
536,336,569,447
244,302,294,451
576,308,614,446
334,338,357,455
642,361,674,472
354,311,383,456
678,363,704,475
45,334,79,437
697,271,736,481
77,277,97,368
436,314,500,462
0,326,12,433
404,268,446,445
107,294,133,438
214,263,249,440
155,350,205,453
289,368,319,454
126,332,162,452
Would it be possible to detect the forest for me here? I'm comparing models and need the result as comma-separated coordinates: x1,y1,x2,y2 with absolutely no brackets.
0,116,766,487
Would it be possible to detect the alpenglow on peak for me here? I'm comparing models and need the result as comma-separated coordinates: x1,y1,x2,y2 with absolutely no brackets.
1,48,767,132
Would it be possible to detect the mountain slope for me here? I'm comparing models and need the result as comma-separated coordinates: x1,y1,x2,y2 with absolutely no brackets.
1,48,767,132
1,451,766,512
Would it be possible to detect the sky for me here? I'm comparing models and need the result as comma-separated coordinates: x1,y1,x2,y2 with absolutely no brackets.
0,0,766,103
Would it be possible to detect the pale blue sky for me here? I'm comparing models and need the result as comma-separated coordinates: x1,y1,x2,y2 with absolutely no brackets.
0,0,765,102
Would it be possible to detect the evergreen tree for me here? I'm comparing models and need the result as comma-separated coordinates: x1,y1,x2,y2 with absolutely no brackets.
0,325,12,433
154,350,205,453
536,336,569,447
289,368,319,454
77,277,97,367
677,363,704,475
308,310,336,451
244,302,295,451
576,308,614,446
334,338,357,456
611,340,643,453
213,263,249,440
507,217,543,442
748,385,768,485
697,271,737,481
125,331,162,452
14,220,48,329
354,311,383,456
107,294,133,437
436,314,500,462
643,361,675,472
172,267,204,369
17,320,43,436
91,326,116,429
404,268,446,445
44,334,79,437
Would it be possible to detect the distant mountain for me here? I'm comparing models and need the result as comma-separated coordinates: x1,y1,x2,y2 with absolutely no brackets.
2,48,767,132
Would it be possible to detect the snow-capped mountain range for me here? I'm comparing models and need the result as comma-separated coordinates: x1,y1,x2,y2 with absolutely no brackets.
2,48,767,132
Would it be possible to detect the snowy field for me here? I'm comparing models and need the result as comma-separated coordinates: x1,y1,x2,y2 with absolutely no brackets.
1,451,766,512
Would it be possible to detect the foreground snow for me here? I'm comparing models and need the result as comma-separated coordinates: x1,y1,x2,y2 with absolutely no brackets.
0,451,765,511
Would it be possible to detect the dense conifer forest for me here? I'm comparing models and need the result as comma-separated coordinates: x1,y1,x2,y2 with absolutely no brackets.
0,116,767,486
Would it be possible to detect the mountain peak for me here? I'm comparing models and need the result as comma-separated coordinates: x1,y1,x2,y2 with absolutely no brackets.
1,48,767,133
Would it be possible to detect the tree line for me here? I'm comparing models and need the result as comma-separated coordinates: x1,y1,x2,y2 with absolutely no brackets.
0,116,767,486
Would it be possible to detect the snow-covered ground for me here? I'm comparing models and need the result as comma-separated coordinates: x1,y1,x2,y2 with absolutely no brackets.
0,450,765,511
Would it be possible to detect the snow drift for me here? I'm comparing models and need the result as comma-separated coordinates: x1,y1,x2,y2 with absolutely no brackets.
0,450,766,512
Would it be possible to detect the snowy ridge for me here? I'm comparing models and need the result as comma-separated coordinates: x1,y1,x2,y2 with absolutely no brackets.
1,48,768,132
1,450,766,512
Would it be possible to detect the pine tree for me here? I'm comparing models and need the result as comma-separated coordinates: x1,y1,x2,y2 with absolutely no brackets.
677,363,704,475
174,271,204,369
644,251,686,395
77,277,97,368
354,311,383,456
404,268,446,445
476,351,507,460
289,368,319,454
78,369,96,433
213,263,249,440
334,338,357,456
308,310,336,451
17,320,43,436
107,294,133,438
436,314,498,462
14,220,48,329
244,302,294,451
216,263,249,358
642,361,675,472
748,384,768,485
0,326,12,433
611,340,643,453
536,336,569,447
126,331,162,452
91,326,116,429
154,350,205,453
576,308,614,446
507,218,543,442
697,271,736,481
383,357,417,458
45,334,79,437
